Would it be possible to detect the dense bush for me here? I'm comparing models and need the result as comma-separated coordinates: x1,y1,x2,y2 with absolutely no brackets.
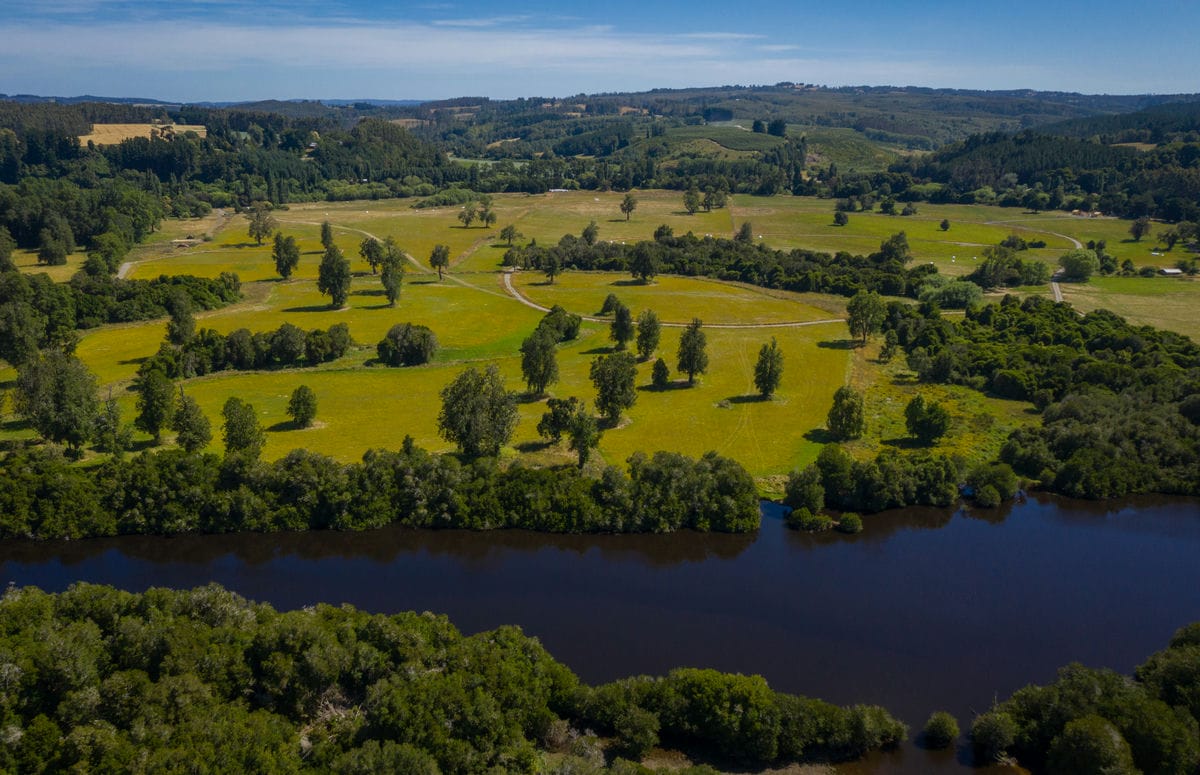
376,322,437,366
0,442,761,539
972,623,1200,772
0,584,906,773
138,321,352,378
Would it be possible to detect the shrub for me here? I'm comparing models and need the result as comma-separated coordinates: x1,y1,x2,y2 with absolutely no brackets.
786,507,832,532
971,710,1017,763
377,323,438,366
836,513,863,534
922,711,960,749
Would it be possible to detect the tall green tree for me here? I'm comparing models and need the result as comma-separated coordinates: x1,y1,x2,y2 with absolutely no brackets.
437,365,518,457
479,205,497,229
846,290,885,344
636,309,661,361
15,351,99,452
380,246,405,307
905,394,951,445
172,389,211,453
567,408,601,469
520,329,559,395
135,368,175,445
272,233,300,279
320,221,335,250
500,224,522,246
287,385,318,428
93,390,132,458
0,225,15,272
457,205,477,228
246,202,277,246
582,220,599,246
317,244,351,309
620,193,638,221
677,318,708,385
826,386,865,440
359,237,384,274
630,244,660,283
610,302,635,350
537,396,581,443
429,244,450,280
222,396,265,460
683,187,701,215
165,289,195,346
1059,249,1100,281
753,338,784,398
590,351,638,424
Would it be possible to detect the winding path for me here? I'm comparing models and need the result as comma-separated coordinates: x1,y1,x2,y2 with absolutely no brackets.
500,270,844,330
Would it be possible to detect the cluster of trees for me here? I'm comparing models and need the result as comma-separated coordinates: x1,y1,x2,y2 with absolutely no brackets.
0,583,907,774
138,321,352,379
0,268,240,366
504,228,937,300
0,438,760,539
971,622,1200,773
886,295,1200,498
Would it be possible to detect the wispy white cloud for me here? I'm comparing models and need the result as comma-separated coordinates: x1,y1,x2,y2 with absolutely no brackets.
430,14,531,27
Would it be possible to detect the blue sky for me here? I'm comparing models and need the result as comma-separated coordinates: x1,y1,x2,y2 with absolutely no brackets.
1,0,1196,101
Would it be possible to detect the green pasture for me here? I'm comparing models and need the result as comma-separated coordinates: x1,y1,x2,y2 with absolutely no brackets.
12,249,88,282
512,271,838,326
1060,275,1200,341
663,124,785,153
800,127,905,172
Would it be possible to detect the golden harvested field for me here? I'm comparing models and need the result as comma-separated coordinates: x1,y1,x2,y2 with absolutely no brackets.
78,123,207,145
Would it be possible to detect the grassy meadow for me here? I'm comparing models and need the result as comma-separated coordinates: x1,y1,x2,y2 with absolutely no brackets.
8,189,1195,492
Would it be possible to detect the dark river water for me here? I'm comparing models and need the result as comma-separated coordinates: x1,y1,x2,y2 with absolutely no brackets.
2,494,1199,773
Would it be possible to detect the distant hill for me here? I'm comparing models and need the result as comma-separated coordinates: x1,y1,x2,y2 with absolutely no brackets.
1040,100,1200,144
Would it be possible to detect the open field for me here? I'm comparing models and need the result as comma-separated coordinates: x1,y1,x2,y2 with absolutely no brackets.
78,123,207,145
7,189,1191,489
10,249,89,282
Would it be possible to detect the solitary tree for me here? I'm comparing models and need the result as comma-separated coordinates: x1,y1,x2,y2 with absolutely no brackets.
567,408,601,469
677,318,708,385
319,221,335,250
172,389,211,453
939,219,951,231
376,323,438,366
287,385,318,428
500,224,522,246
683,187,701,215
317,244,351,308
905,394,951,445
438,365,518,457
246,203,277,246
753,337,784,398
272,233,300,279
429,244,450,280
1130,217,1152,242
636,309,661,361
221,396,265,460
520,329,559,395
359,237,384,274
1059,249,1100,282
846,290,885,344
135,368,175,445
543,251,562,284
590,351,638,424
457,205,477,229
651,357,671,389
610,302,635,349
734,222,753,242
479,205,497,229
537,396,581,443
380,247,405,307
834,210,849,227
620,193,637,221
826,385,865,440
582,220,600,246
14,350,98,452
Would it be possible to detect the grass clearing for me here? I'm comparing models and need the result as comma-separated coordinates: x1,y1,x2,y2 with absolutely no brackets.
78,123,207,145
12,249,89,282
1060,275,1200,341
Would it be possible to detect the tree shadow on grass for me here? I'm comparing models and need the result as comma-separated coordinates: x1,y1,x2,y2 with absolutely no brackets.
516,392,547,405
408,278,440,285
804,428,835,444
282,304,337,313
1,417,32,433
610,278,649,287
267,421,306,432
581,346,620,355
724,394,768,404
818,339,859,350
637,380,691,393
882,436,926,450
353,288,386,296
515,439,555,453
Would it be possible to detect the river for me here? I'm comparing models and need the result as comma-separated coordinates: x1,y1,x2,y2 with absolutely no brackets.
2,493,1198,773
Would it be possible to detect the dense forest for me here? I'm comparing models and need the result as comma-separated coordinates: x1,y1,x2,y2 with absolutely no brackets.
0,583,908,773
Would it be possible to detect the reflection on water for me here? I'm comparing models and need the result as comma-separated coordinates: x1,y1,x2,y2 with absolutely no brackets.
1,493,1198,774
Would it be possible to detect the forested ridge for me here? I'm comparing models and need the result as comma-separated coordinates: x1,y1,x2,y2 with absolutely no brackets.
0,583,908,773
